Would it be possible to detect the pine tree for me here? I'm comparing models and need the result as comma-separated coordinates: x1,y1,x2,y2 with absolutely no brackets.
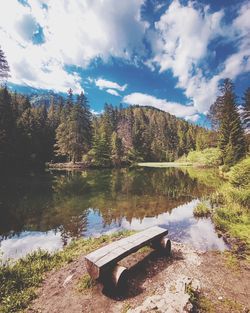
242,87,250,130
89,132,111,167
242,87,250,150
111,131,123,167
55,92,92,163
77,92,92,148
209,79,246,165
0,87,14,168
0,47,10,82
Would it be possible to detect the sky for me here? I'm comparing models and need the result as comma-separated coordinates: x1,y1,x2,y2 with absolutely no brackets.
0,0,250,125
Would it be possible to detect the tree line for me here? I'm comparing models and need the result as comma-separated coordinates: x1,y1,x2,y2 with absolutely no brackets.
0,85,215,172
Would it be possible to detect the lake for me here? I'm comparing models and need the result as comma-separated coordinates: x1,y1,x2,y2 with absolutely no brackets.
0,167,227,260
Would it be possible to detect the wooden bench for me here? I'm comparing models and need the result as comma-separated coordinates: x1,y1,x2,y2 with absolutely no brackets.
84,226,171,286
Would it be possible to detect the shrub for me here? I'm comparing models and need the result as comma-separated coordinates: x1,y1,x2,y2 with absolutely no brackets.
193,202,211,217
186,148,222,167
229,156,250,188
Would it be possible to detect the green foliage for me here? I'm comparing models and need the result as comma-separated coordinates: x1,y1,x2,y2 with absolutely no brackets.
229,156,250,188
185,148,222,167
193,202,211,217
213,197,250,255
88,133,111,167
0,230,135,313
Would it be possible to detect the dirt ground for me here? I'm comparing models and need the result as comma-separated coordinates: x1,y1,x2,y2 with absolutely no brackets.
26,242,250,313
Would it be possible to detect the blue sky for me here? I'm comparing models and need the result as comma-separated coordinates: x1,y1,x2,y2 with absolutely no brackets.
0,0,249,125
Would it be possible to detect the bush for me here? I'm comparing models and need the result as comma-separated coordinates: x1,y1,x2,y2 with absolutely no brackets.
229,156,250,188
193,202,211,217
186,148,222,167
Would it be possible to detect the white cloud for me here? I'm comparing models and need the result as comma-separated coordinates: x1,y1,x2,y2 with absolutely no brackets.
0,0,146,92
147,0,224,113
185,114,200,122
95,78,127,91
123,92,196,117
106,89,121,97
148,0,250,114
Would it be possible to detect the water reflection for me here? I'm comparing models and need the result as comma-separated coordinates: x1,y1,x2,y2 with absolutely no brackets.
0,167,226,259
1,231,63,260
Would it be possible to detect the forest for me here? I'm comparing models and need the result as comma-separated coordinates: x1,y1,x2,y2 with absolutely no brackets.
0,86,217,172
0,81,249,173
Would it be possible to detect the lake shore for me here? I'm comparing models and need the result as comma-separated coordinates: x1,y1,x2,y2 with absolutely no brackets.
1,230,249,313
47,161,195,171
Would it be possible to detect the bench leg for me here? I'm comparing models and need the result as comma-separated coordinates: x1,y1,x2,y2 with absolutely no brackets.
151,236,171,256
111,265,128,287
160,237,171,256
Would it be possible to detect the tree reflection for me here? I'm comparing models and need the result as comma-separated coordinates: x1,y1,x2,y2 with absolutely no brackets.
0,167,219,243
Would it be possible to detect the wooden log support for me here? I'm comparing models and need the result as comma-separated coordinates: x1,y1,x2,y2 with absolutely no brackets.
160,236,171,256
111,265,128,287
84,226,169,283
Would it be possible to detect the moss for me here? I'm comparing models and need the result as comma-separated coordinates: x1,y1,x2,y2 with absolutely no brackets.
193,202,211,218
0,230,135,313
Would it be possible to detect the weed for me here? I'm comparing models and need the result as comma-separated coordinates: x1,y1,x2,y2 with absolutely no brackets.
193,202,211,217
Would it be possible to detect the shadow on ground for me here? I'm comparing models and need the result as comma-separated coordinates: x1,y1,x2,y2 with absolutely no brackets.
101,247,184,300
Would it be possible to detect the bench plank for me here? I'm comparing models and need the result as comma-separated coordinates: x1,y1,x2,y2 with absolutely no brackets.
85,226,168,279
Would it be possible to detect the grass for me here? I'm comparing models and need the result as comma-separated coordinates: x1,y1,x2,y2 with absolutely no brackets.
223,251,240,271
0,230,135,313
77,274,96,293
211,156,250,259
185,283,243,313
193,202,211,218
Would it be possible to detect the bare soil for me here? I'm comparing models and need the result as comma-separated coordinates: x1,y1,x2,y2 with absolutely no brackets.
26,242,250,313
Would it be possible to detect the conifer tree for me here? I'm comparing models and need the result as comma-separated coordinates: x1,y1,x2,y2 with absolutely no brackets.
89,132,111,167
0,47,10,81
209,79,246,165
242,87,250,149
111,131,123,167
242,87,250,130
0,87,14,167
55,92,92,163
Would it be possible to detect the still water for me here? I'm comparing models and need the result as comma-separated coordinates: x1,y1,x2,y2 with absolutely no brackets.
0,167,227,260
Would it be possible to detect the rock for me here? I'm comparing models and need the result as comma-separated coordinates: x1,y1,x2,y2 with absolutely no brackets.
128,275,201,313
63,274,74,288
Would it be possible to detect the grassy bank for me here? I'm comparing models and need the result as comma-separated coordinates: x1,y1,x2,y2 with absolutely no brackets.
211,160,250,258
0,230,135,313
197,156,250,259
